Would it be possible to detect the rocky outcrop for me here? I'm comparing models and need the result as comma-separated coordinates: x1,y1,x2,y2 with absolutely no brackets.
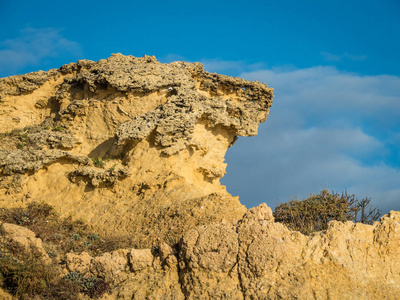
1,55,400,299
28,205,400,299
177,205,400,299
0,54,272,246
0,223,50,262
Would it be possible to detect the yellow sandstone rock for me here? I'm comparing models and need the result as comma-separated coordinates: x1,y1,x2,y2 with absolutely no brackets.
0,54,273,247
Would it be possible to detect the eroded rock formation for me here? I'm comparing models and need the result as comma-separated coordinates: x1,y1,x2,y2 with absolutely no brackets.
1,55,400,299
0,54,272,246
1,206,400,299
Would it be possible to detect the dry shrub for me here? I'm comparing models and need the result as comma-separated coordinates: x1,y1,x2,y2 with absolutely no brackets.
0,202,137,258
274,190,381,235
0,202,125,299
64,272,111,299
0,245,69,299
41,279,80,300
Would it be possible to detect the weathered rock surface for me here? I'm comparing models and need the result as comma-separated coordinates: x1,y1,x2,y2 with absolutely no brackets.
177,205,400,299
1,55,400,299
0,222,50,262
0,287,13,300
1,54,273,246
47,207,400,299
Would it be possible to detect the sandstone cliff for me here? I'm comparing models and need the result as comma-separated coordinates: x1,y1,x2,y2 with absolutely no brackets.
1,55,399,299
0,54,272,247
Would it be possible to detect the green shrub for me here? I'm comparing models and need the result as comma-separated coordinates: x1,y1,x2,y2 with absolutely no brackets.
108,163,117,172
88,233,99,241
70,233,82,240
64,271,84,285
16,133,32,149
18,133,28,142
52,125,64,132
273,190,381,235
92,157,105,168
64,272,111,299
0,132,11,140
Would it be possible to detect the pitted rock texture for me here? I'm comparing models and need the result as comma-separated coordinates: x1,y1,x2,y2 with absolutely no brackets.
0,222,50,262
176,205,400,299
0,54,273,246
14,207,397,300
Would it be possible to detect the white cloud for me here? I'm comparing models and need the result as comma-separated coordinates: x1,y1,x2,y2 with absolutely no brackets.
220,64,400,215
160,54,269,76
321,51,367,62
321,52,342,62
160,53,187,63
344,53,368,61
200,59,267,75
200,59,245,73
241,67,400,129
0,27,82,76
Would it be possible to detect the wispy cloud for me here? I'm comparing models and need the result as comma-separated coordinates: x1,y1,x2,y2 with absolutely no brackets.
160,53,187,63
200,59,267,75
321,51,367,62
320,52,342,62
0,27,82,76
159,54,268,76
220,64,400,214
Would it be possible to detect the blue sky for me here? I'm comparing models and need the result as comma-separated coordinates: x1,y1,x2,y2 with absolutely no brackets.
1,0,399,214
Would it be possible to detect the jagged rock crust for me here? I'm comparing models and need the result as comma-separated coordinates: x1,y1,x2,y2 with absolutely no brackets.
0,54,273,246
179,206,400,299
5,206,399,299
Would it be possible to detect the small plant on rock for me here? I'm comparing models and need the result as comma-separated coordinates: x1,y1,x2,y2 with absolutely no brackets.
108,163,117,172
92,157,105,168
88,233,99,241
18,133,28,142
52,125,64,132
64,272,111,299
64,271,84,285
0,132,11,140
70,233,82,240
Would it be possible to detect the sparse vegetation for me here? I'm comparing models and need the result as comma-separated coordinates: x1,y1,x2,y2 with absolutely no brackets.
15,133,31,149
88,233,99,241
273,189,381,235
64,272,111,299
108,163,117,172
70,233,82,240
92,157,105,168
0,202,127,298
18,133,28,142
0,131,12,140
165,234,181,255
52,125,64,132
0,248,59,298
0,202,137,256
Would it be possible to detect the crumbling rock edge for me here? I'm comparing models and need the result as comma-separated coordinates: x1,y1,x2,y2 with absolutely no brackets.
1,53,272,245
1,205,400,299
